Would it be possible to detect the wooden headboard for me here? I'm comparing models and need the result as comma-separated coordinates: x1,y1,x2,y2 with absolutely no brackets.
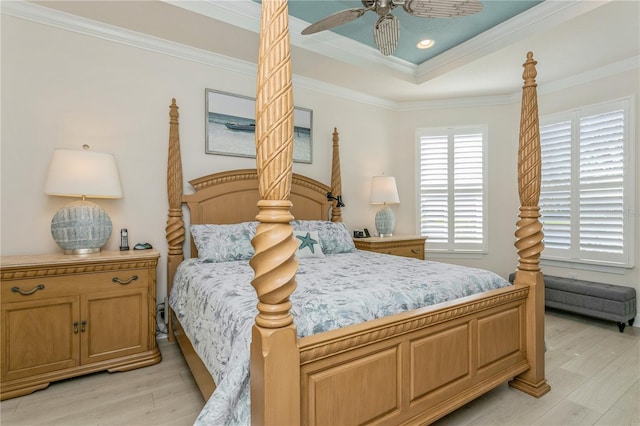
184,170,333,226
182,169,336,258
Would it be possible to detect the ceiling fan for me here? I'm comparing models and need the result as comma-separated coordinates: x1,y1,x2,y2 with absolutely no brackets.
301,0,484,56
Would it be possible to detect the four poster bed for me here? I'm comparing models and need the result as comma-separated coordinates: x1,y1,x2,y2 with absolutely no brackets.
165,2,550,424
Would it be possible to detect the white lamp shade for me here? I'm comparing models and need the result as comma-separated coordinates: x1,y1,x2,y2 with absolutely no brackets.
45,149,123,199
45,148,122,254
370,176,399,205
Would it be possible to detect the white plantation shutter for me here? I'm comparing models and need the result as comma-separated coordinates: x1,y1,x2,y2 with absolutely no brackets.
539,99,634,267
540,120,572,252
579,110,625,260
420,135,448,243
419,127,487,252
454,134,484,246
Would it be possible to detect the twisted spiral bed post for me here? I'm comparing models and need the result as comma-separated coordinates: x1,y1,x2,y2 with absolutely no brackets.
165,98,185,342
249,0,301,424
508,52,551,398
330,128,343,222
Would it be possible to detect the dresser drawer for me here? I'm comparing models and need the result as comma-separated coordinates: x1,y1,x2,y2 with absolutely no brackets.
2,269,149,303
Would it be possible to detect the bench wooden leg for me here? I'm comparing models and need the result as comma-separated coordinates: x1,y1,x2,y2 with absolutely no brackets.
617,322,626,333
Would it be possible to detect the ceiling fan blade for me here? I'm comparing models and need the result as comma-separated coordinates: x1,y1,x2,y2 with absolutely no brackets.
301,8,367,35
373,14,399,56
403,0,483,18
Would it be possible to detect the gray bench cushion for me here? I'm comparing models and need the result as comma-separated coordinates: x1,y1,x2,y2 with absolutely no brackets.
508,273,637,329
543,276,635,302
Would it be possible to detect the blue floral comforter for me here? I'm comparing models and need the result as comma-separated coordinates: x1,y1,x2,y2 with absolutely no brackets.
169,250,511,425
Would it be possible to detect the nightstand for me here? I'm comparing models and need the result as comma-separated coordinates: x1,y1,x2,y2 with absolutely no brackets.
354,235,427,260
1,249,162,400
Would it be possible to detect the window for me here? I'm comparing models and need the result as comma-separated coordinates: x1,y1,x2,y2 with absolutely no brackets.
418,126,487,253
539,98,635,268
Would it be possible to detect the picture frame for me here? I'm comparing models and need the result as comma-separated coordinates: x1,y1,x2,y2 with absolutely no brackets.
205,89,313,163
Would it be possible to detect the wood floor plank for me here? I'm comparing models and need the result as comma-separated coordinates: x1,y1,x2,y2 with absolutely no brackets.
559,333,637,376
532,399,603,426
567,340,639,414
0,339,203,426
595,379,640,426
1,311,638,426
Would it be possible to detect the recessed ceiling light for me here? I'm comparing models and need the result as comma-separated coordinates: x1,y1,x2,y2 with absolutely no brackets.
417,39,435,49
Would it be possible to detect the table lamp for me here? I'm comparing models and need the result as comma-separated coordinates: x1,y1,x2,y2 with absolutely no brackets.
370,175,399,237
44,146,123,254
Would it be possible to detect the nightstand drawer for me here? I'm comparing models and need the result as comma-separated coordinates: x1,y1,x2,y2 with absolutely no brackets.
354,235,427,260
2,270,149,303
382,246,424,259
90,269,149,291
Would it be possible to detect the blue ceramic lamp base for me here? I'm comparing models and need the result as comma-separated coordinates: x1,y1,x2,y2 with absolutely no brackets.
375,205,395,237
50,200,112,254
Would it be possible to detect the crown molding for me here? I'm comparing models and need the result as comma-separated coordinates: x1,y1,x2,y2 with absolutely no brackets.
2,0,395,109
1,0,259,77
400,55,640,111
415,0,612,84
3,1,636,112
537,55,640,97
164,0,418,77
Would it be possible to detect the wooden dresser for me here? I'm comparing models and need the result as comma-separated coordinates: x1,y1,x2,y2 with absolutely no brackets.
0,249,162,400
353,235,427,260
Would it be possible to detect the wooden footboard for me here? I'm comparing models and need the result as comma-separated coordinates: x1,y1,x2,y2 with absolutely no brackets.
299,285,530,425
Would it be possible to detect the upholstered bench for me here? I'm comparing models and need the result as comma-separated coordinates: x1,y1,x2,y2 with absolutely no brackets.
509,273,637,332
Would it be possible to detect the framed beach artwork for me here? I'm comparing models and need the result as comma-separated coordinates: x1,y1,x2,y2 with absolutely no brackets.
205,89,313,163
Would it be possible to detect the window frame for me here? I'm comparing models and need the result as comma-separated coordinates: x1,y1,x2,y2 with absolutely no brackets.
539,97,635,270
416,125,489,254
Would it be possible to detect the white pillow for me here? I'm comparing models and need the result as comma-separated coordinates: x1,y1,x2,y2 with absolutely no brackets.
293,230,324,258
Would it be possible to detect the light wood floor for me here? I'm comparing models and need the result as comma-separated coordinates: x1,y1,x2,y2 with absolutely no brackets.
2,310,638,426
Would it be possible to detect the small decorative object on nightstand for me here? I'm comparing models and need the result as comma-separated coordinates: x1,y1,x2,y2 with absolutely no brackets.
370,175,400,237
354,235,427,260
120,228,130,251
0,249,162,400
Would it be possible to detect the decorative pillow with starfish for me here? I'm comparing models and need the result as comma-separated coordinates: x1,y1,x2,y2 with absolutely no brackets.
293,230,325,258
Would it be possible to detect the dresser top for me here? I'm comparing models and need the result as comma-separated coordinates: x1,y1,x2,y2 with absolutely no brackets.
1,249,160,269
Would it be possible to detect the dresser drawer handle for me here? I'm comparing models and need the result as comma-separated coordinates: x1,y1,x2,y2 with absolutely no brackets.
112,275,138,285
11,284,45,295
411,249,421,254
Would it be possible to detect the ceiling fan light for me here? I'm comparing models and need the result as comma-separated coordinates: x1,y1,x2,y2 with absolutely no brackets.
417,39,435,49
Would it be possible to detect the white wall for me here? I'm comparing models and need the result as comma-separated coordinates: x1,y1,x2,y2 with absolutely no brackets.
391,102,521,277
0,14,392,304
391,70,640,321
2,12,638,322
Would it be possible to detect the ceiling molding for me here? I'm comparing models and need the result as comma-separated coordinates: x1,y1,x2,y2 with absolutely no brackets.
395,95,513,112
536,55,640,97
4,1,636,113
1,1,394,109
166,0,613,87
415,0,612,84
1,0,258,77
164,0,418,76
